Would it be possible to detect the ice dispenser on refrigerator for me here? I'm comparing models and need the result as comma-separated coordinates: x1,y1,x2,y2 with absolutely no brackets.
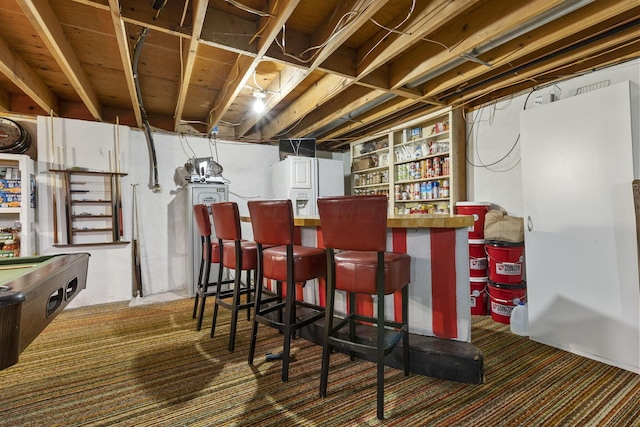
271,156,344,217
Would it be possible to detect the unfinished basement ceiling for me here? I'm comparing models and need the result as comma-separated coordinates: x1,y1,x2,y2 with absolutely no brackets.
0,0,638,152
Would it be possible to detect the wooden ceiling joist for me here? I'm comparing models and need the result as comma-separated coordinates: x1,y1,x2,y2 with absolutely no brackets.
238,0,386,138
389,0,569,90
206,0,301,133
108,0,142,127
0,0,636,150
173,0,209,131
19,0,103,121
0,34,60,115
0,86,10,112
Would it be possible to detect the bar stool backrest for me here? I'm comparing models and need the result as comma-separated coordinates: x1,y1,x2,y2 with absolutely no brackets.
247,199,295,246
210,202,242,241
318,195,387,252
193,204,211,237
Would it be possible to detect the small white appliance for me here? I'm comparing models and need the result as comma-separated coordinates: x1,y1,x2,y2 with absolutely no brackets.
271,156,344,217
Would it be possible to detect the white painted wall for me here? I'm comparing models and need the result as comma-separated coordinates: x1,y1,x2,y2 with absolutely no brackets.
466,59,640,216
35,118,347,307
31,59,637,308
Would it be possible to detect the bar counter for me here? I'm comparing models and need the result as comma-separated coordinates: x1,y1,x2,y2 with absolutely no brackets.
243,213,484,383
286,214,474,341
291,213,474,229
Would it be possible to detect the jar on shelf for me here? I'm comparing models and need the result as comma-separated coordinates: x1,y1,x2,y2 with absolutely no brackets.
2,239,18,257
434,157,441,176
442,179,450,197
442,158,450,176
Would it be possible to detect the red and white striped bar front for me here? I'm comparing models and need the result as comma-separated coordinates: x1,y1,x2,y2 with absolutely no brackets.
266,214,474,343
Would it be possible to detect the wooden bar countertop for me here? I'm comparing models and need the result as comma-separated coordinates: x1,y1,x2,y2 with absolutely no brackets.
242,214,473,229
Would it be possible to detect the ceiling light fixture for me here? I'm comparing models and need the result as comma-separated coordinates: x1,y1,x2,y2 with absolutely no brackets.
253,90,266,113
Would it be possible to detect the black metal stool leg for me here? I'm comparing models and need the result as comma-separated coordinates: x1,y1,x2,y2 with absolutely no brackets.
196,255,211,331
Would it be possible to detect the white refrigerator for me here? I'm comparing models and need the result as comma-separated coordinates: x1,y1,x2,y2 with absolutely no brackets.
271,156,345,217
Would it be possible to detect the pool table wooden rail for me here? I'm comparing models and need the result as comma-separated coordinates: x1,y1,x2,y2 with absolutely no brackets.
0,254,90,370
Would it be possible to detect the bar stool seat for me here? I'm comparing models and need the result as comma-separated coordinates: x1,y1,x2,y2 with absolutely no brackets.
317,195,411,420
210,202,257,352
247,199,326,382
333,251,410,294
260,245,326,281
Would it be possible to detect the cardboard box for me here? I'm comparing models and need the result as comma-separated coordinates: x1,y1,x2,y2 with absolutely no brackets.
0,192,21,207
0,179,21,191
352,156,378,171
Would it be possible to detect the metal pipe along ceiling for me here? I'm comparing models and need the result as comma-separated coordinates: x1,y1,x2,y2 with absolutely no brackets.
404,0,597,89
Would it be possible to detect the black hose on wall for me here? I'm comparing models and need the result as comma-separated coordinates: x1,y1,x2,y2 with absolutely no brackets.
132,27,161,193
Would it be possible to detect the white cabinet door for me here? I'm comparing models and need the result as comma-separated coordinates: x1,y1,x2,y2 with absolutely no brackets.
520,81,639,373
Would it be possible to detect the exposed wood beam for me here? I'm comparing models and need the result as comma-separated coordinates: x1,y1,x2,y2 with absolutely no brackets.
199,6,259,57
70,0,109,11
256,73,352,139
20,0,103,121
236,65,306,136
289,86,386,138
0,34,59,115
389,0,568,89
420,0,640,101
206,0,300,133
238,0,385,137
444,26,640,108
321,97,417,145
117,0,191,39
329,0,640,136
245,1,389,139
174,0,209,131
355,0,482,77
108,0,142,127
306,0,387,73
0,87,9,112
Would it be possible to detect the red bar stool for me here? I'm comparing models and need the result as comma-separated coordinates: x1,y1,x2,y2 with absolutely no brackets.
209,202,257,352
317,195,411,420
247,199,326,382
192,204,233,331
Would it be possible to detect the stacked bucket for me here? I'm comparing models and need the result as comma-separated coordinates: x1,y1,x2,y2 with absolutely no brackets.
485,240,526,324
455,202,491,316
456,202,526,324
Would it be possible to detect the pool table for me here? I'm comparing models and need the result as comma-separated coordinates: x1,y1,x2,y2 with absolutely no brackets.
0,254,90,370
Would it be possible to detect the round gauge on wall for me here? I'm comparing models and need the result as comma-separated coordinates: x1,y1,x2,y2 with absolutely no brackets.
0,117,31,154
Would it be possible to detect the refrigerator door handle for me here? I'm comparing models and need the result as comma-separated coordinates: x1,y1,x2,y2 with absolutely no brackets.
527,216,533,232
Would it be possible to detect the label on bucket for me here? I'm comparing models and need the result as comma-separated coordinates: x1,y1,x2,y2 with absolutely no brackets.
470,257,487,270
491,301,514,317
471,295,477,308
496,262,522,276
467,213,479,232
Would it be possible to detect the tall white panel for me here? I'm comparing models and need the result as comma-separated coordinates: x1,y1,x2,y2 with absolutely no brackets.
317,158,345,198
520,81,639,373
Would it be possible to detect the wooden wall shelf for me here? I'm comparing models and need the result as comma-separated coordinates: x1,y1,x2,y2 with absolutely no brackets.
49,169,127,246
